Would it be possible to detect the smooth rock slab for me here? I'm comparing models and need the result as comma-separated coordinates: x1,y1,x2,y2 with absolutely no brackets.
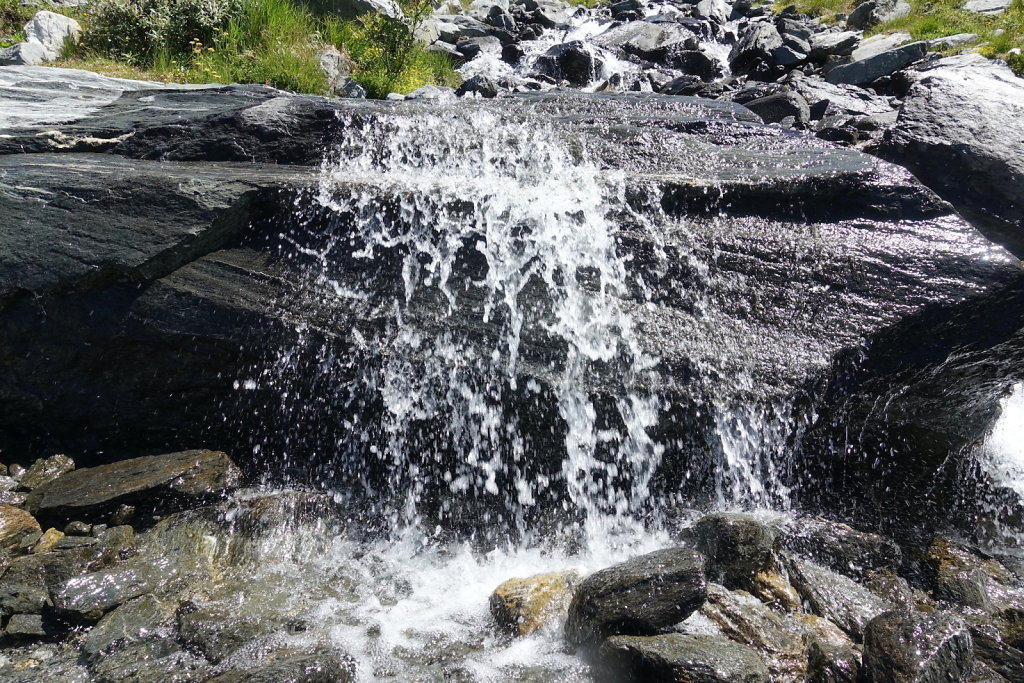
26,449,242,523
862,610,973,682
826,41,928,85
565,547,707,647
599,633,771,683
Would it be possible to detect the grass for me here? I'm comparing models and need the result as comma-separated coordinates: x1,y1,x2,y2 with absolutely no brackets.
0,0,34,48
564,0,611,8
56,0,458,96
777,0,1024,74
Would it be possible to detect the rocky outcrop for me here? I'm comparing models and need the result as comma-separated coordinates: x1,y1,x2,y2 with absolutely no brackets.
882,55,1024,258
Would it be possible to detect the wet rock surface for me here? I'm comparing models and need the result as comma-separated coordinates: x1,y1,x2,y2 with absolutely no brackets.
565,547,707,647
862,610,974,682
598,633,771,682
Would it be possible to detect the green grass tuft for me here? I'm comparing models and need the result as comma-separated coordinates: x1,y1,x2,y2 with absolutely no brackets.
0,0,34,48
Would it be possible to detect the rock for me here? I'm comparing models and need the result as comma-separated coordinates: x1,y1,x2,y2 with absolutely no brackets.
204,648,356,682
696,0,730,24
789,74,893,120
90,637,211,682
0,41,49,66
692,513,778,586
851,32,913,61
51,563,173,619
300,0,402,20
827,41,929,85
31,528,63,553
849,0,910,29
564,547,707,647
729,20,784,75
807,638,861,682
921,537,1015,611
963,0,1010,13
698,584,805,679
81,594,177,658
405,84,456,100
865,575,919,611
456,74,499,98
63,521,91,536
490,569,581,636
599,633,771,683
779,518,901,580
0,506,41,554
318,46,353,95
881,55,1024,257
21,11,81,62
26,449,242,524
809,31,860,60
534,41,601,87
749,570,801,611
593,21,693,62
745,90,811,127
456,35,501,60
3,613,47,638
787,556,894,640
18,455,74,491
927,33,978,50
177,602,281,663
862,610,973,682
336,78,366,99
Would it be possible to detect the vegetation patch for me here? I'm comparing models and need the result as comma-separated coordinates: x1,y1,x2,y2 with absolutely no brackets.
1,0,34,47
57,0,457,96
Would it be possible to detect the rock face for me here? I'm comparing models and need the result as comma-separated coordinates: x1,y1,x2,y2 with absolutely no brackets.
599,633,771,683
787,556,894,640
26,450,242,524
692,513,778,586
883,55,1024,258
564,547,707,647
862,611,973,682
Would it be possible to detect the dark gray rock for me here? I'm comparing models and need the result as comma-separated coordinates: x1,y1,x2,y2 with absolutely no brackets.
176,602,279,663
826,41,928,85
809,31,860,60
807,638,861,683
27,450,242,524
787,556,894,640
598,633,770,683
456,75,499,98
51,563,174,619
3,612,47,638
745,90,811,127
205,649,356,682
692,513,777,586
849,0,910,29
729,20,783,75
779,518,901,579
90,637,210,683
882,55,1024,257
534,41,601,86
81,594,177,660
456,35,501,61
564,547,707,647
862,610,973,682
593,21,695,62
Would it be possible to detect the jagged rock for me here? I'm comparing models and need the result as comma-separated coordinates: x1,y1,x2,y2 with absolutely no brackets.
31,527,63,553
51,563,176,619
865,575,919,611
564,547,707,647
17,455,74,491
779,518,901,580
882,55,1024,257
809,31,860,60
849,0,910,29
490,569,581,636
534,41,601,86
828,41,928,85
27,450,242,524
862,610,973,682
750,570,801,611
692,513,778,586
318,46,354,95
789,73,893,121
21,11,81,62
90,637,211,682
927,33,979,50
730,20,784,75
787,556,894,640
599,633,771,683
806,638,861,683
745,90,811,127
456,74,499,98
698,584,806,679
0,505,40,554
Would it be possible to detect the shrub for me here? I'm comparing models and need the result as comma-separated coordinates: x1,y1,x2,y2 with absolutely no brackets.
0,0,34,47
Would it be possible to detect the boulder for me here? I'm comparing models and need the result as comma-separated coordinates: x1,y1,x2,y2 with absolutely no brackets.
0,41,49,66
177,602,282,663
826,41,928,85
963,0,1010,13
456,74,499,98
52,563,175,619
922,537,1013,611
0,505,40,553
599,633,771,683
82,594,178,660
806,638,861,683
22,11,81,62
456,35,501,60
779,518,901,580
862,610,973,682
318,46,353,95
204,649,356,682
534,41,601,86
809,31,860,60
744,89,811,127
729,20,784,75
564,547,707,647
882,55,1024,257
490,569,581,636
849,0,911,29
692,513,778,586
26,450,242,524
298,0,403,20
787,556,894,640
18,454,74,491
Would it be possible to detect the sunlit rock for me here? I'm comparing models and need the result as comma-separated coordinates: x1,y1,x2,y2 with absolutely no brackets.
490,569,582,636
